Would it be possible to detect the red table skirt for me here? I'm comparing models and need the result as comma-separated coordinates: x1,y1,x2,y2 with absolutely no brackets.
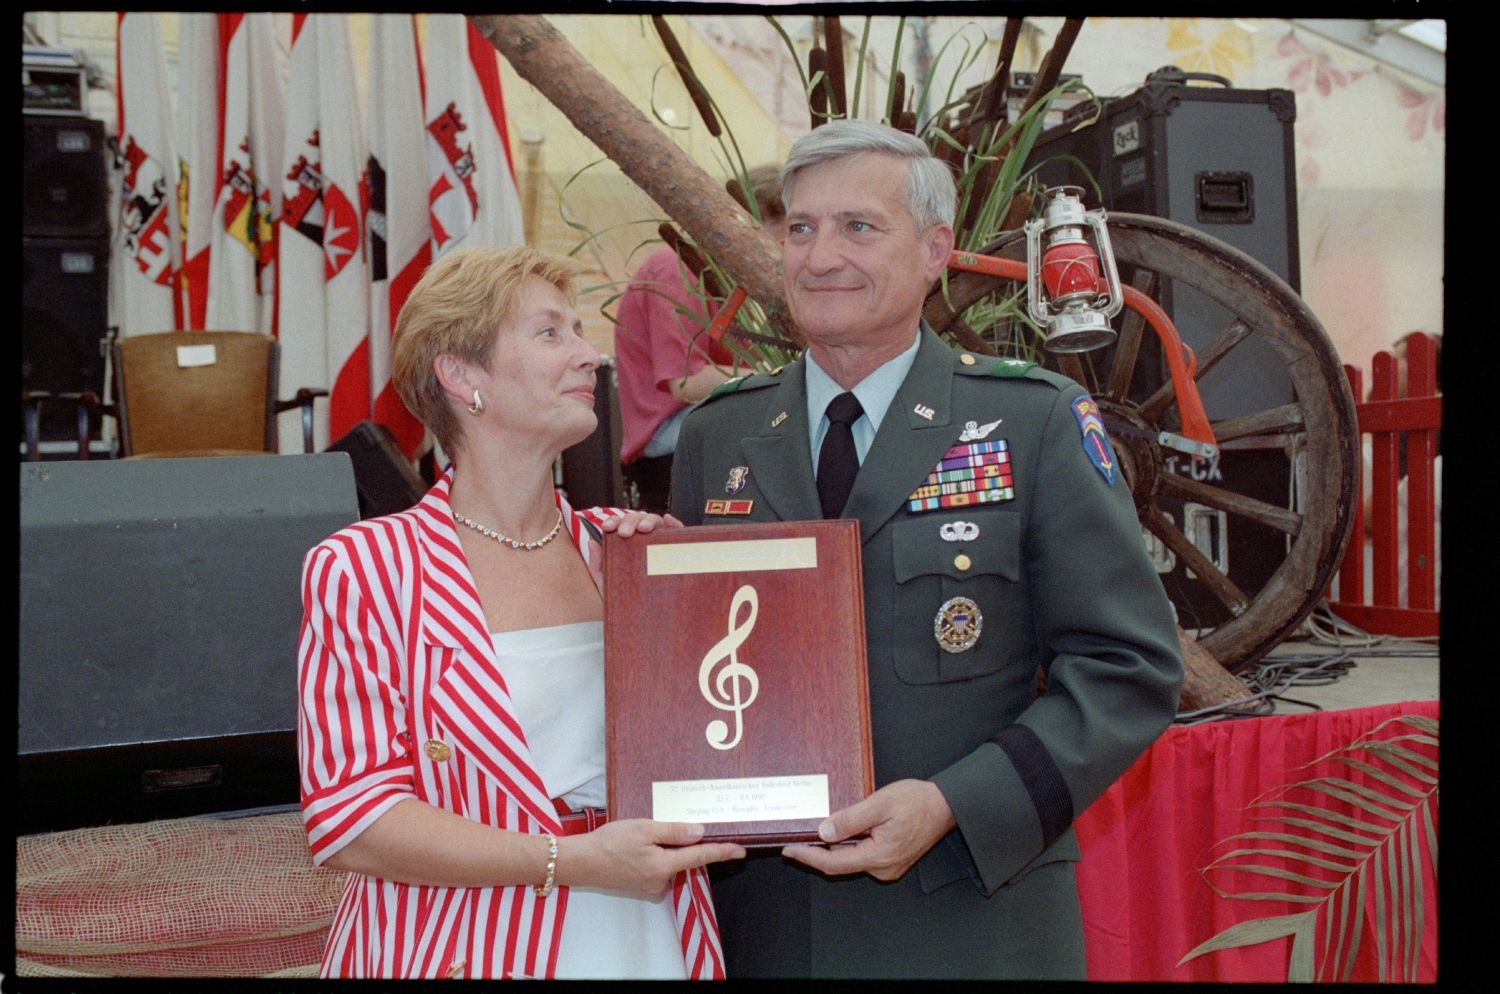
1074,700,1439,982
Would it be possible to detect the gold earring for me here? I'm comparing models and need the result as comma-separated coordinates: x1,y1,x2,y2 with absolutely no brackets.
468,389,484,415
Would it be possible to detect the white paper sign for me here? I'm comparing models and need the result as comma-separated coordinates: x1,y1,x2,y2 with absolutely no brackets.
652,774,830,823
176,343,218,368
646,537,818,576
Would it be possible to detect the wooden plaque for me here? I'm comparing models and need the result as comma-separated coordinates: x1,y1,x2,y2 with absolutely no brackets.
604,519,874,846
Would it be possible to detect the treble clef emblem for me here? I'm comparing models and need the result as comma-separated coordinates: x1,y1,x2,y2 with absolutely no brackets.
698,584,760,751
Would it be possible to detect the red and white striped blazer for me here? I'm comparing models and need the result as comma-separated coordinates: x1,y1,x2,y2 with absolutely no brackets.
297,468,724,979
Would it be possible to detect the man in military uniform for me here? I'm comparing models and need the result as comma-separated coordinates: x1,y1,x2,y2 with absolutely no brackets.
670,120,1183,978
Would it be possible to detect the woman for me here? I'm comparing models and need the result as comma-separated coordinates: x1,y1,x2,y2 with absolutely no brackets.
297,246,744,979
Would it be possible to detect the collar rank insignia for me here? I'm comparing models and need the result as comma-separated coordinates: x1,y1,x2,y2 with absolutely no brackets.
1071,396,1117,486
725,466,750,495
959,418,1002,442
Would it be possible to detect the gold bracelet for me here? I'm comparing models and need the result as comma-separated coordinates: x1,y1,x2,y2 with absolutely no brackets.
533,833,558,898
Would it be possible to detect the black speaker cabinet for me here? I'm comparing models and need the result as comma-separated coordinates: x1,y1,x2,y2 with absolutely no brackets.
22,235,110,445
326,419,429,519
560,355,627,510
24,115,109,239
1028,66,1303,630
18,454,361,835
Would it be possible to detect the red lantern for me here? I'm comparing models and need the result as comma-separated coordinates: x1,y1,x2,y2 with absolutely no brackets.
1025,186,1123,353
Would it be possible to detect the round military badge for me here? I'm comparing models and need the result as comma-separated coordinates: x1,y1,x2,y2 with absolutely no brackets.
934,596,983,653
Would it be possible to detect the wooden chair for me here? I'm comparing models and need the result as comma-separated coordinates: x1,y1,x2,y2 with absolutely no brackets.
21,389,100,461
72,331,326,458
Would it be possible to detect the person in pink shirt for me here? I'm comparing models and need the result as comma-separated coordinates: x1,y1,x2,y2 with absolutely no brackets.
613,166,786,511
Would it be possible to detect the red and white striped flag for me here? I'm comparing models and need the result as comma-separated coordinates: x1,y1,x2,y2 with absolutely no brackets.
175,12,218,330
277,12,369,452
424,15,524,258
112,12,181,336
206,12,283,335
366,14,430,459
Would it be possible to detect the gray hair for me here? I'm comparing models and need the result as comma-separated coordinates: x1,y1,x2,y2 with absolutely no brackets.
779,120,957,231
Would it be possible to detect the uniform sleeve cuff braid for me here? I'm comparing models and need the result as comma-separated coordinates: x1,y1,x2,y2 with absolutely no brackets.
993,723,1073,849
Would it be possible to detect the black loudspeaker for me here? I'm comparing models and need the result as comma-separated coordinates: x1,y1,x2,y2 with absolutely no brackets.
561,355,627,510
22,235,110,445
325,419,429,519
18,454,361,835
24,115,109,239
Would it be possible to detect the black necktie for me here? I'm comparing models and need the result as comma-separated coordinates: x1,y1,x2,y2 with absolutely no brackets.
818,392,864,518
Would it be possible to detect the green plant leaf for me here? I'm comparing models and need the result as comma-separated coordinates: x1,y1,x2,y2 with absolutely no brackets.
763,16,811,98
1225,830,1368,861
1398,715,1438,736
1203,860,1341,892
1249,806,1388,841
1357,742,1440,780
850,17,871,116
1285,778,1410,822
1326,758,1437,797
1177,911,1316,966
1288,910,1317,982
883,16,906,125
1400,817,1419,982
908,21,987,133
1206,843,1360,875
1422,799,1437,880
1342,860,1368,981
1324,863,1355,981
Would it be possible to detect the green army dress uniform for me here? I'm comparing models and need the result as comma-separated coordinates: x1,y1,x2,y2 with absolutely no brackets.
670,326,1184,979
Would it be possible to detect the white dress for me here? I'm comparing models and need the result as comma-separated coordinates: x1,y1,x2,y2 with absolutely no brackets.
490,620,688,980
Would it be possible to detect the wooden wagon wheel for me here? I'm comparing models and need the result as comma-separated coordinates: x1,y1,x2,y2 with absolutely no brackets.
927,214,1360,673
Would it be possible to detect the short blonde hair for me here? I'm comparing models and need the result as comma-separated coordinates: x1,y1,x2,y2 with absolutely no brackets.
392,246,580,455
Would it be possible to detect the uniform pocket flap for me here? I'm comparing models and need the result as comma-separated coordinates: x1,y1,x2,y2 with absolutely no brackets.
892,512,1022,583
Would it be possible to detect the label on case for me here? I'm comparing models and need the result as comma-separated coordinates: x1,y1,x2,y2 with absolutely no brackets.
1112,118,1141,156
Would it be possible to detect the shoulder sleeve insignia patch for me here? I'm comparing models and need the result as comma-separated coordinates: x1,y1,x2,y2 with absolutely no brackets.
1071,395,1117,486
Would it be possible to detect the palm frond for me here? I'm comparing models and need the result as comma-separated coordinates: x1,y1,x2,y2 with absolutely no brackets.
1178,714,1437,982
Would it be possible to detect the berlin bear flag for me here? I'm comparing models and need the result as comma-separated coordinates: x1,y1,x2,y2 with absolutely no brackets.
367,14,430,459
176,12,219,330
278,12,370,452
424,15,525,258
205,13,282,336
112,13,182,337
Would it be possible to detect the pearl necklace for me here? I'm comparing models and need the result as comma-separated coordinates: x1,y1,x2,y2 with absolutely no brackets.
453,507,565,551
